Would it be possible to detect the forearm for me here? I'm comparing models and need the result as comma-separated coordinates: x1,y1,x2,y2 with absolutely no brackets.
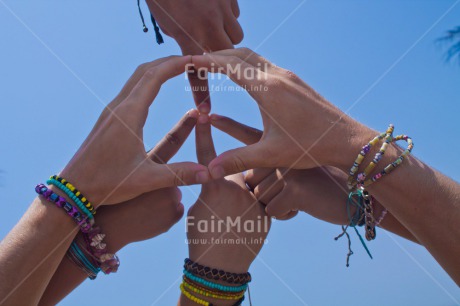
372,199,419,243
338,125,460,284
0,196,78,305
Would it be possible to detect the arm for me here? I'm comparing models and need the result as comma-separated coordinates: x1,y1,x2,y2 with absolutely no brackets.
0,56,209,305
39,110,198,305
210,114,419,243
179,114,270,305
191,48,460,284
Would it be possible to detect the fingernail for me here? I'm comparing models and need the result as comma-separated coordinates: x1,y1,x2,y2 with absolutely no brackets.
198,103,210,114
210,114,223,121
188,109,199,118
196,171,210,184
210,166,225,179
198,114,209,124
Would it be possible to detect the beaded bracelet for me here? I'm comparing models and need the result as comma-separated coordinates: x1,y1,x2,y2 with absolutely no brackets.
184,258,251,285
357,124,394,187
361,134,414,187
82,227,120,274
183,276,245,297
50,175,95,214
347,129,388,189
47,178,94,220
66,241,100,280
182,281,244,300
180,283,245,306
183,271,248,292
35,184,92,233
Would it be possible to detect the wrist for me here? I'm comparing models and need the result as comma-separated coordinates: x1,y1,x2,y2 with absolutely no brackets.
328,120,376,174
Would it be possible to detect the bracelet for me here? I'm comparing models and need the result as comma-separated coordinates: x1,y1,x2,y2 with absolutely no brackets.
183,271,248,292
375,208,388,227
47,178,94,220
362,134,414,187
183,276,245,297
362,190,376,241
180,283,245,306
66,241,100,280
50,175,95,214
182,281,244,300
35,184,92,233
357,124,394,186
184,258,251,285
83,227,120,274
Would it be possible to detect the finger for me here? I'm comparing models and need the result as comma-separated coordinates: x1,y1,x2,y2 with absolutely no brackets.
114,56,182,106
254,172,285,204
191,53,267,101
208,143,269,179
265,191,295,219
245,168,274,190
275,210,299,221
231,0,240,18
149,109,199,164
195,114,217,166
150,162,210,188
124,56,192,114
224,18,244,45
210,48,273,72
210,114,262,145
181,43,212,114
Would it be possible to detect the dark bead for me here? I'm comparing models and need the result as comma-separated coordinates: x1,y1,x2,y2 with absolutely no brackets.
204,267,210,273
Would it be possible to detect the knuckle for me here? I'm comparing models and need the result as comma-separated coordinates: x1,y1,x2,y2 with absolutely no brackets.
143,67,158,79
281,69,301,83
164,132,181,146
173,168,186,186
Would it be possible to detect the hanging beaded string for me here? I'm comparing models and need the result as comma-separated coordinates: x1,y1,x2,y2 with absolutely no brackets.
338,124,414,266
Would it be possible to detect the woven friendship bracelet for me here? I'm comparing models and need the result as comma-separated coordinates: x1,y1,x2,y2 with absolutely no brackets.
183,271,248,292
184,258,251,285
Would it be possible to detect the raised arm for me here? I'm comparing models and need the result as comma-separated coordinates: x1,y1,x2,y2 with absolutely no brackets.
0,56,209,305
191,48,460,284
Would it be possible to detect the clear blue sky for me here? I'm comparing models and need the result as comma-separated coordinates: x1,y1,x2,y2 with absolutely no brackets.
1,1,459,305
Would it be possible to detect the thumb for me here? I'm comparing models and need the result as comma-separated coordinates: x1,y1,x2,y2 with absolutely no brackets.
208,143,267,179
150,162,210,188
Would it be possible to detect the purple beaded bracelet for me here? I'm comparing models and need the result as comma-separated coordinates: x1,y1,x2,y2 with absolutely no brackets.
35,184,93,233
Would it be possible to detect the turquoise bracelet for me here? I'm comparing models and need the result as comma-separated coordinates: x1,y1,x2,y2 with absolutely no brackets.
183,270,248,292
47,179,93,220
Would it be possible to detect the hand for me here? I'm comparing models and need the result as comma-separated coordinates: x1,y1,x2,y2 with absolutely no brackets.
60,56,210,207
191,48,375,178
96,110,200,251
211,114,355,224
146,0,244,113
186,114,270,274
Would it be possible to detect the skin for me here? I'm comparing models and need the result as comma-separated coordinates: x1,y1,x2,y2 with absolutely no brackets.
210,114,418,243
147,0,243,113
179,114,270,306
0,56,210,305
190,47,460,284
39,111,198,306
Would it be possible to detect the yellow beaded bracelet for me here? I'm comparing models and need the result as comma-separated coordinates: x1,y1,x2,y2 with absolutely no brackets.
182,281,244,300
180,283,210,306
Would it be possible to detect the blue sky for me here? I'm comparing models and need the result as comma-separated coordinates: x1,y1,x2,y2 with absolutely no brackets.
1,1,459,305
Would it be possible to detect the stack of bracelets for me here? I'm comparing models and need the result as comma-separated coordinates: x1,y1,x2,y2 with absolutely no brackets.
35,175,120,280
180,258,251,306
335,124,414,267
